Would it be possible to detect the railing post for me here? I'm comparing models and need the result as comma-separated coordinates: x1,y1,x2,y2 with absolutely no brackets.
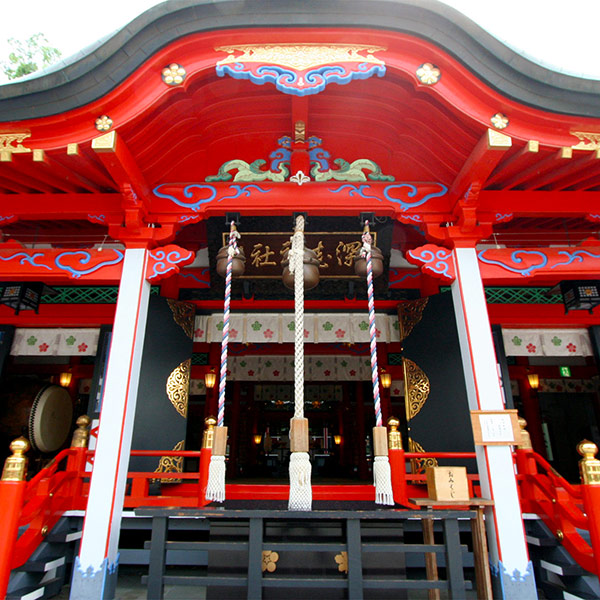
0,437,30,599
387,416,408,506
67,415,91,500
577,440,600,576
515,418,536,510
198,417,215,506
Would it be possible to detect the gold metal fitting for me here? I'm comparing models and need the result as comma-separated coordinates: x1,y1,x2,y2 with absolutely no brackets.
2,437,30,481
578,440,600,485
416,62,441,85
387,416,403,450
95,115,113,132
71,415,91,448
161,63,186,86
41,525,49,537
202,416,217,449
517,417,533,450
556,529,564,541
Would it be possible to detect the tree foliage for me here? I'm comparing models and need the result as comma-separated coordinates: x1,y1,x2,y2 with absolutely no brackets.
2,33,62,80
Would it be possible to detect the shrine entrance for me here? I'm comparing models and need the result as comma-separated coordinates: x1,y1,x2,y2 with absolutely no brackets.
224,380,378,484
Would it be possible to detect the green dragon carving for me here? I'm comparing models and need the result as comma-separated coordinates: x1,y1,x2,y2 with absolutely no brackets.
206,159,289,182
311,158,394,182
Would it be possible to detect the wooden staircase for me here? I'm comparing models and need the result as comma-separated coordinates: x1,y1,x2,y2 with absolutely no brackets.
138,507,478,600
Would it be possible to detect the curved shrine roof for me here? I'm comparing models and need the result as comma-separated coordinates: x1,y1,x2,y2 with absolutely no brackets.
0,0,599,120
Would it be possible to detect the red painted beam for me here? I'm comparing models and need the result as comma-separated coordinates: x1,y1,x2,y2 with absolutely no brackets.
0,304,116,326
487,303,600,327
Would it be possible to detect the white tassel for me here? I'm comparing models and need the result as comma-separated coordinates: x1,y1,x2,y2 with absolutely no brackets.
205,455,226,503
288,451,312,511
373,455,394,506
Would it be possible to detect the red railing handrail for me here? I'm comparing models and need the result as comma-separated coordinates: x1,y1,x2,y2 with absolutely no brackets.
5,445,599,578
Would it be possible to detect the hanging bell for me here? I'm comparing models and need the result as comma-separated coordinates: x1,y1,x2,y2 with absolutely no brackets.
216,246,246,278
353,245,384,279
281,247,320,291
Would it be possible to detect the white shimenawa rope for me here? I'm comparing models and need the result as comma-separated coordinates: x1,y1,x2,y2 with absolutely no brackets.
288,214,312,511
361,222,394,506
206,222,240,503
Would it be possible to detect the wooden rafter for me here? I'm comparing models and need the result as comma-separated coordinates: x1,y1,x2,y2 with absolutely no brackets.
66,144,117,189
92,131,150,199
501,148,573,190
33,150,102,193
0,161,56,193
7,152,80,193
529,149,600,190
486,140,539,187
448,129,512,202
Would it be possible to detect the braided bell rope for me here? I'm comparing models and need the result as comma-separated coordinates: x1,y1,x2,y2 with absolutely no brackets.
361,221,393,505
361,222,382,427
218,221,240,427
291,215,305,419
288,214,312,511
206,221,239,504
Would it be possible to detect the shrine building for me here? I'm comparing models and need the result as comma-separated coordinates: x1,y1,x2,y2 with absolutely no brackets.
0,2,600,599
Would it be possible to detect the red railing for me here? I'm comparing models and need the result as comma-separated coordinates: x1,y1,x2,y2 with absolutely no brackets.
2,438,600,599
515,447,596,573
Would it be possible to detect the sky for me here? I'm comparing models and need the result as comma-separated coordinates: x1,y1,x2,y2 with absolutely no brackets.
1,0,599,84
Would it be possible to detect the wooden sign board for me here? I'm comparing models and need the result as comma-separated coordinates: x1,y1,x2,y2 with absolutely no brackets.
426,466,469,502
221,231,376,278
470,409,520,445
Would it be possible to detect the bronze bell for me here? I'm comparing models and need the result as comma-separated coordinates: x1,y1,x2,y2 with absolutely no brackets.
353,245,384,278
281,247,320,291
216,246,246,278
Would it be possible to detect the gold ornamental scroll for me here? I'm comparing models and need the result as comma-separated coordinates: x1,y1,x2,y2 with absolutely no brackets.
403,358,430,420
167,299,195,339
397,297,428,342
167,359,191,418
153,440,185,484
408,437,438,474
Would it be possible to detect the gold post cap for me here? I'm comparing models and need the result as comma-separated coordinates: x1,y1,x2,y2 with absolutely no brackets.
71,415,91,448
2,437,30,481
9,437,30,456
202,416,217,449
518,417,533,450
387,416,402,450
577,440,598,460
387,416,400,430
578,439,600,485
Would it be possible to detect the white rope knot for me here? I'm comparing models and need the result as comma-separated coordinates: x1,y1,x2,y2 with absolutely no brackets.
373,456,394,506
205,455,226,503
288,452,312,511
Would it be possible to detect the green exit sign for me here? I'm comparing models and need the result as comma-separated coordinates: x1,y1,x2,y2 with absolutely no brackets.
559,366,571,377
